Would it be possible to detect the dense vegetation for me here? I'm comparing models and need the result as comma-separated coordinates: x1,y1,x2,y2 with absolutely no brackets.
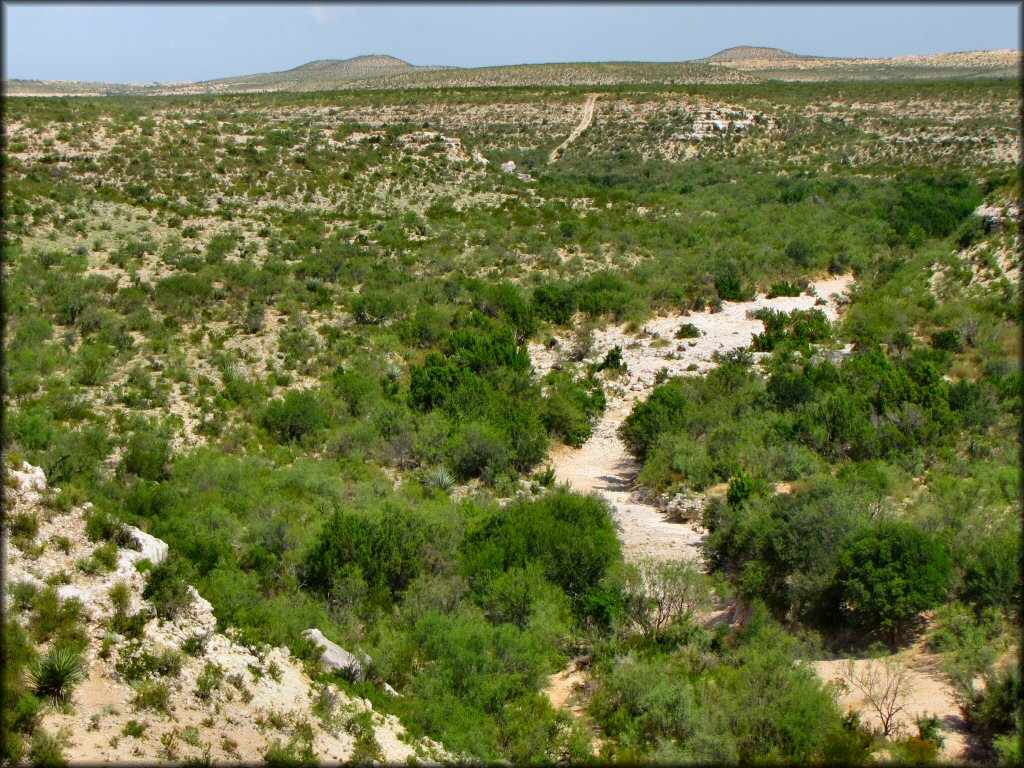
2,77,1019,762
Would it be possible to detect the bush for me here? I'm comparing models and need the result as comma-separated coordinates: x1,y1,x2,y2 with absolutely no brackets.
595,345,626,373
303,505,426,606
540,370,605,448
532,282,577,325
462,488,621,616
931,328,963,353
450,422,511,483
351,290,406,325
958,527,1020,610
619,379,690,461
131,680,171,713
28,728,67,767
142,555,194,619
121,428,172,481
714,263,753,302
726,470,767,507
262,390,328,443
833,522,952,636
29,588,87,648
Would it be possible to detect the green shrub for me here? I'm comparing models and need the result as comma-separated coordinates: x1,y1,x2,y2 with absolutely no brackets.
462,488,621,616
123,720,147,738
833,522,952,636
78,541,119,574
532,282,578,325
29,588,87,648
28,728,67,768
766,281,803,299
195,662,225,702
540,370,605,447
115,644,183,682
620,379,690,461
450,422,511,482
131,680,171,713
262,390,328,443
121,429,172,481
84,507,135,547
142,555,194,619
931,328,963,353
675,323,702,339
595,346,627,373
303,505,426,606
714,263,753,302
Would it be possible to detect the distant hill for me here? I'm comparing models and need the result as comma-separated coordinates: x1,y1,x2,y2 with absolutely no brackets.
704,48,1021,81
199,54,452,92
3,49,1019,96
703,46,813,63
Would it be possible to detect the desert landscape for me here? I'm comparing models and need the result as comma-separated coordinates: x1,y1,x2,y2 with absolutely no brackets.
2,8,1021,764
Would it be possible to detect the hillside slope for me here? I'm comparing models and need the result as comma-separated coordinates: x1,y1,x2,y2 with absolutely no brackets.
341,60,758,89
707,48,1021,80
703,45,812,62
3,462,450,763
200,54,452,92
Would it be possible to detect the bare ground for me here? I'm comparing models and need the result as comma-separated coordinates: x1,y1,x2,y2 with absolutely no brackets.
549,94,598,163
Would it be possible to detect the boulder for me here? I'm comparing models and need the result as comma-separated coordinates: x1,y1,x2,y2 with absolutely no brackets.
127,527,169,565
500,160,516,173
303,628,368,682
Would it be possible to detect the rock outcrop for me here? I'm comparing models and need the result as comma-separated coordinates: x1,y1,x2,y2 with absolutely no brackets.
302,628,368,682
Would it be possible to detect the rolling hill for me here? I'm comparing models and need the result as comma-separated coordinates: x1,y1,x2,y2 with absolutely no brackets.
198,54,452,92
703,46,814,62
3,48,1019,96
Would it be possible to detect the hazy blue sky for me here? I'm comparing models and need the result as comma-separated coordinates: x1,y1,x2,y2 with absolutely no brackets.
4,2,1020,83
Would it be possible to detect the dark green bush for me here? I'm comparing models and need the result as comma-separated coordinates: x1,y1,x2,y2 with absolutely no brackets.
833,522,952,636
532,282,578,325
303,505,426,606
262,390,328,443
142,555,194,620
121,428,172,481
461,488,621,615
619,379,690,461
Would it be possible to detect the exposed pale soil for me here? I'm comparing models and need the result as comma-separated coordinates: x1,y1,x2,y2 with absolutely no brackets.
549,94,598,163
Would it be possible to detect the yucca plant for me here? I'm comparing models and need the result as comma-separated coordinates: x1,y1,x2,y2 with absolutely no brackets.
30,647,85,703
533,465,558,488
429,467,457,495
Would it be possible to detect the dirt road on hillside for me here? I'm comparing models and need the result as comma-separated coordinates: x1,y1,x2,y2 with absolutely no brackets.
549,94,598,162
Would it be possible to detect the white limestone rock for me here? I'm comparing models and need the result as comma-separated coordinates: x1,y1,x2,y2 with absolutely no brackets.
303,628,368,682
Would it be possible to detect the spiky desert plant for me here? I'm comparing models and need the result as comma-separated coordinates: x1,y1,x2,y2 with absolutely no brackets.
533,465,558,488
429,467,456,495
30,647,85,703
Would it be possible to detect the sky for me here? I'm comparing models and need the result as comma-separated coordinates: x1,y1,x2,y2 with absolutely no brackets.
4,2,1020,83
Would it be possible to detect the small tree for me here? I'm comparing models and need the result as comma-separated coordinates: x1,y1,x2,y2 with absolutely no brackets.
842,654,915,739
625,558,712,640
833,522,952,639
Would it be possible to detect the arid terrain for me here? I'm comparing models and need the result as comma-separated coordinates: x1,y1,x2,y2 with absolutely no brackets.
3,45,1020,764
5,47,1018,96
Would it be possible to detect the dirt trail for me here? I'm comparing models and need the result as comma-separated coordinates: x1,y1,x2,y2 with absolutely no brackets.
549,94,598,163
532,275,854,563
